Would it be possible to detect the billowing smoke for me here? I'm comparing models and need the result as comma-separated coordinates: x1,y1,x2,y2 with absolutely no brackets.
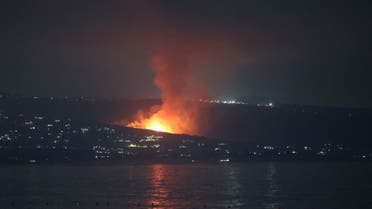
125,1,262,135
127,45,207,134
127,36,241,135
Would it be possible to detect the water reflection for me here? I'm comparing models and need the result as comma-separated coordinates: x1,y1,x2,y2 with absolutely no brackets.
263,163,280,209
145,164,245,209
224,165,244,208
147,164,169,208
0,163,370,209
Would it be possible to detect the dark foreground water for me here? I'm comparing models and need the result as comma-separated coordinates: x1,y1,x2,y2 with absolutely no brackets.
0,163,371,209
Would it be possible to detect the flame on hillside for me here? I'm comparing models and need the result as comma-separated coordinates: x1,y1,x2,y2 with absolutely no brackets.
127,52,203,135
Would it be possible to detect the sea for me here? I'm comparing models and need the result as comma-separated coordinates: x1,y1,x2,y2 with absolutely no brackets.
0,162,371,209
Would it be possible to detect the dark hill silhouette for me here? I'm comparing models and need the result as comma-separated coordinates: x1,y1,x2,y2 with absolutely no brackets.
1,93,371,148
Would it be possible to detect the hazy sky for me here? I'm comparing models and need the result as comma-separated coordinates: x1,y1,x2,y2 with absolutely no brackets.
2,0,372,107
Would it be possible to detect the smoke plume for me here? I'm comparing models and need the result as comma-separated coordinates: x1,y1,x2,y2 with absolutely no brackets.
126,1,261,135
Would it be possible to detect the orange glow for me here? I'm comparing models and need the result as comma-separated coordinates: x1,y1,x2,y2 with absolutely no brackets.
127,109,182,134
116,1,244,137
144,117,172,133
147,164,172,208
126,52,203,135
126,100,200,134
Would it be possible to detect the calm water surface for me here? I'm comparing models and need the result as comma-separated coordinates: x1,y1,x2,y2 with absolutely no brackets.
0,163,371,209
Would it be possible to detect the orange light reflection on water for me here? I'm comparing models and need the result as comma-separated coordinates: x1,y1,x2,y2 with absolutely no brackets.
147,164,170,208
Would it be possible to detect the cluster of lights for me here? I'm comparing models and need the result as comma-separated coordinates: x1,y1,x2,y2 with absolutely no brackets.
198,99,246,105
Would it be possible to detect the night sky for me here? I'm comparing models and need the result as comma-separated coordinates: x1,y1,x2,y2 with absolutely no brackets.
2,0,372,107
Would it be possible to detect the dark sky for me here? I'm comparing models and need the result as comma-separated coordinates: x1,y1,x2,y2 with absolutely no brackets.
1,0,372,107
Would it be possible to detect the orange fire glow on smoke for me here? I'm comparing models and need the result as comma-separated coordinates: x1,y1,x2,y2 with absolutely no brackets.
128,117,170,133
127,99,199,134
117,0,257,136
130,115,173,133
146,119,171,133
127,51,203,135
128,117,171,133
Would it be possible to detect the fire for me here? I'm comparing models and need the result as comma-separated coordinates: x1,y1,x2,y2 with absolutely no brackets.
145,117,172,133
117,1,247,137
126,109,175,133
126,50,203,135
127,102,199,134
127,97,202,135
